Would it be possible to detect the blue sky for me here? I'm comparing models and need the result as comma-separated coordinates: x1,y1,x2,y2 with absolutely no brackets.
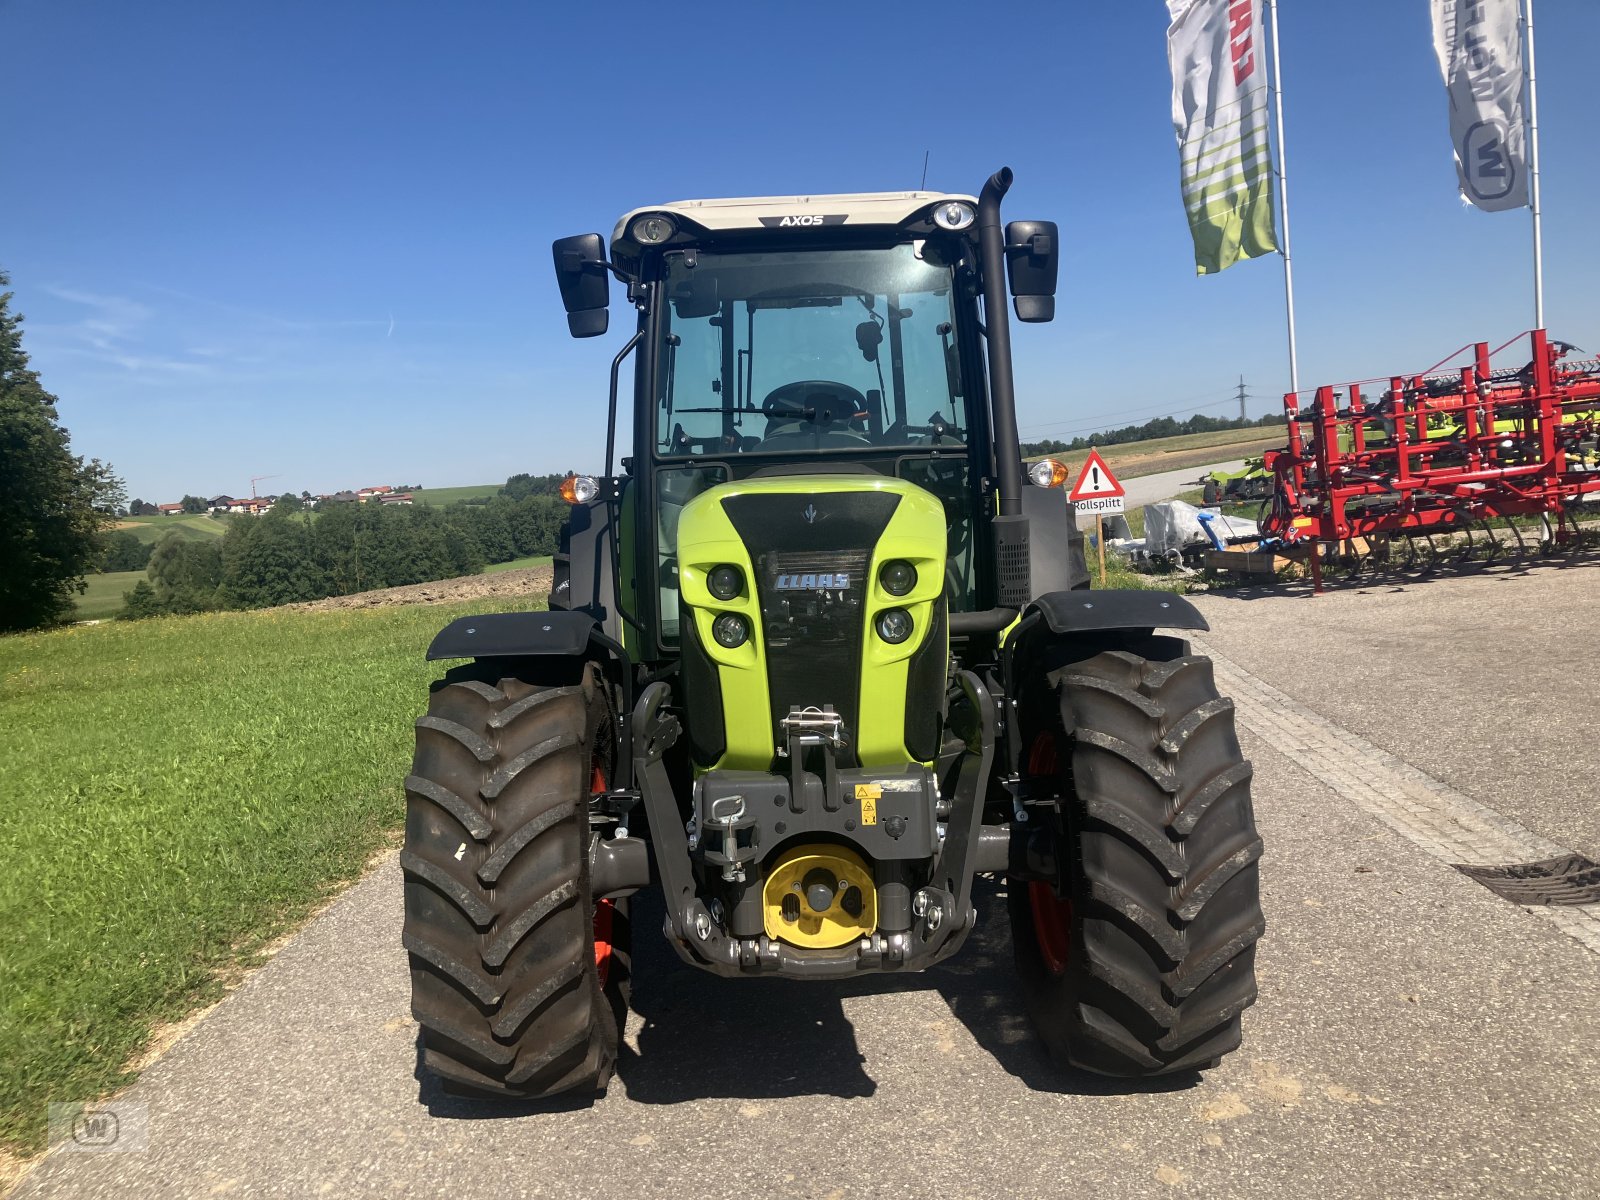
2,0,1595,502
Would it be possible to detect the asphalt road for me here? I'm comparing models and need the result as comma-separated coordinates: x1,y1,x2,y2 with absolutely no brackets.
17,566,1600,1199
1119,460,1244,510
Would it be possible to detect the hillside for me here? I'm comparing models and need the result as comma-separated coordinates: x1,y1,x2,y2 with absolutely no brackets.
407,482,503,505
286,563,553,612
74,569,147,621
113,513,228,543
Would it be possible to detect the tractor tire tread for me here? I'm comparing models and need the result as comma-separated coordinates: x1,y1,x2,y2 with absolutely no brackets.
403,668,619,1100
1010,643,1263,1077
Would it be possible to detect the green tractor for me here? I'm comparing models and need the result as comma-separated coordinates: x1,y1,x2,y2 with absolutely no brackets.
402,169,1264,1098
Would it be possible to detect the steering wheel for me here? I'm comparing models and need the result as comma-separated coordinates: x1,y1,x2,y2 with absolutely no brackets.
761,380,871,427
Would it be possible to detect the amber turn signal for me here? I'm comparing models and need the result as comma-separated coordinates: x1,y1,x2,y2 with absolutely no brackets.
559,474,600,505
1028,458,1070,488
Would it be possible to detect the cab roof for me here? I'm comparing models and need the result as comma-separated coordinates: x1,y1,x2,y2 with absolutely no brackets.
610,190,977,260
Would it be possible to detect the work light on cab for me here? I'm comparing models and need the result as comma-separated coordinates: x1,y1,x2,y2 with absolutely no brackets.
932,201,975,231
1029,459,1070,488
559,474,600,505
630,214,675,245
707,565,743,601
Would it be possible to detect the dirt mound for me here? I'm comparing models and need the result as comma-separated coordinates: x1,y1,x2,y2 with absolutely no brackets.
287,566,554,612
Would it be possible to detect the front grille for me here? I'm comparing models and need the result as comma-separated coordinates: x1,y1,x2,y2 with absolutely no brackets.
756,548,869,759
721,491,902,763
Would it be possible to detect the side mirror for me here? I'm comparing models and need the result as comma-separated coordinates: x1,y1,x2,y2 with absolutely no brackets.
552,233,610,338
1004,220,1059,323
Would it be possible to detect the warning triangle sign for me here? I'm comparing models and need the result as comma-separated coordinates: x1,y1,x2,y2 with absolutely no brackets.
1068,449,1126,502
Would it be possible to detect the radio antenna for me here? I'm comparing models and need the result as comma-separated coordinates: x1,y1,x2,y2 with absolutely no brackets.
920,150,930,190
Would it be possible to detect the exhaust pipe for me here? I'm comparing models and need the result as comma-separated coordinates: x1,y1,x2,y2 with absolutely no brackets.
977,167,1023,519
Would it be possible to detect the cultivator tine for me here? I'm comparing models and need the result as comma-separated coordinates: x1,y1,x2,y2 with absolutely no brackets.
1472,516,1504,565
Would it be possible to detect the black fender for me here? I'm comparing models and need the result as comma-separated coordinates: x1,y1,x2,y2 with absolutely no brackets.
1001,590,1209,781
426,610,601,660
1026,589,1208,636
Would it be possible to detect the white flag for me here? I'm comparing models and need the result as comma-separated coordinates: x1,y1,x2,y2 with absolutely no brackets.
1166,0,1279,275
1430,0,1528,212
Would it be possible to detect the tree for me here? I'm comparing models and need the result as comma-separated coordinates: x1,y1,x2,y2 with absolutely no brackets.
147,533,224,613
99,530,153,573
0,270,125,631
118,580,163,621
180,494,206,514
220,506,327,607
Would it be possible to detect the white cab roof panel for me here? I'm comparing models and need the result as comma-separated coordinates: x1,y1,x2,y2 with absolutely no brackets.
611,190,976,251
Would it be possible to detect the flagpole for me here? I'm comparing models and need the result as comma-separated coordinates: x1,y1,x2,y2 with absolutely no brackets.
1266,0,1299,394
1524,0,1545,330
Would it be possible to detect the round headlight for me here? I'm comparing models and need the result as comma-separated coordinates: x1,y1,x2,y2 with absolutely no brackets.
707,564,743,601
1029,458,1070,489
876,608,913,644
558,474,601,505
879,560,917,596
630,214,675,245
932,201,975,231
711,612,750,649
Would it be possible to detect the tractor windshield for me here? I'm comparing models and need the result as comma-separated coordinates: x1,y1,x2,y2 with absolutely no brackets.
655,243,966,457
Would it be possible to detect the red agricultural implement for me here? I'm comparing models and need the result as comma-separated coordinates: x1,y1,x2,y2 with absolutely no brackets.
1252,329,1600,577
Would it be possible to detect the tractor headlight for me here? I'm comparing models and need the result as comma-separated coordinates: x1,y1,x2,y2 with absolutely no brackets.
707,564,743,601
876,608,913,644
878,560,917,596
711,613,750,648
630,214,676,245
1029,458,1070,488
932,201,975,231
559,474,600,505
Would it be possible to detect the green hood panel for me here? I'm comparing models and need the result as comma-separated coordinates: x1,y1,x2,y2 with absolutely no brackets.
675,475,948,769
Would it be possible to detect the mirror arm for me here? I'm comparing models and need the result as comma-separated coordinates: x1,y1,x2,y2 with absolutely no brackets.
605,330,644,477
561,250,630,285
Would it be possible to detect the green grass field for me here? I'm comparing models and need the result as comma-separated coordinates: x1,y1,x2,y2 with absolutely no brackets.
113,513,228,544
1028,426,1285,480
482,554,553,574
408,483,503,506
72,570,147,621
0,597,528,1155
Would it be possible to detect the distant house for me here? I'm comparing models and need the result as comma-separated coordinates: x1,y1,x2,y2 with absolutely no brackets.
208,495,235,513
225,497,271,515
328,490,359,504
157,503,184,515
357,486,393,502
378,492,414,506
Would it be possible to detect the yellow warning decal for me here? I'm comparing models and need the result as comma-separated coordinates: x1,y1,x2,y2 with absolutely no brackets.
855,783,881,825
1292,517,1315,529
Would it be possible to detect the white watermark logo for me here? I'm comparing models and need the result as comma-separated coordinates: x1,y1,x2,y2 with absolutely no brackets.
47,1101,149,1153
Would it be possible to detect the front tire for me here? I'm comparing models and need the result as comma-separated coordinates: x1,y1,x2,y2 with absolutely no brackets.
402,662,625,1098
1009,638,1264,1076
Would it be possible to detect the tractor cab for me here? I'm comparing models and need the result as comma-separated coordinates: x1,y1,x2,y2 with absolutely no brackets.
551,182,1067,657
